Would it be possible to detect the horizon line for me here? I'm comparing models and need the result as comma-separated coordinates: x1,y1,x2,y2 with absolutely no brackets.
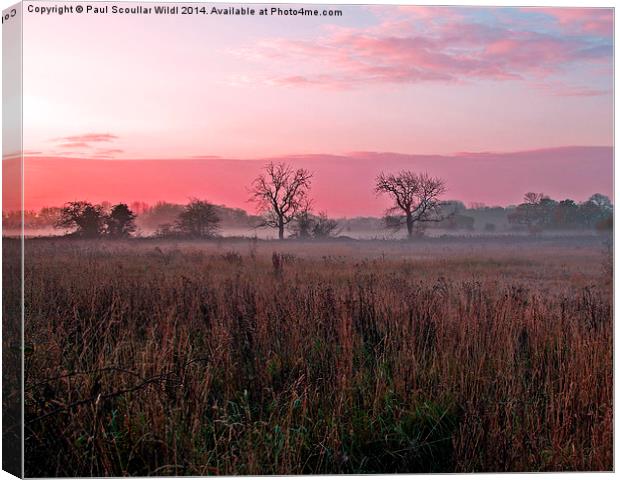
4,144,613,162
5,194,614,218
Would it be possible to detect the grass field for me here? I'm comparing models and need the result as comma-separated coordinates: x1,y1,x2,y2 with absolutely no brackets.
16,235,612,475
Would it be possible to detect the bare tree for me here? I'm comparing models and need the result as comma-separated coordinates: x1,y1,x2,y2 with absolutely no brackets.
250,162,313,239
523,192,546,206
375,171,447,239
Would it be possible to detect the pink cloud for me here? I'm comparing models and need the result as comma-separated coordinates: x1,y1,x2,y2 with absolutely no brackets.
366,5,467,24
270,75,326,87
537,8,613,37
49,133,122,156
57,133,118,143
531,80,610,97
97,148,124,155
237,8,612,91
57,142,90,149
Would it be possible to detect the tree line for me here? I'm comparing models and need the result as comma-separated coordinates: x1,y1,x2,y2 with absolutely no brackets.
3,161,613,239
507,192,613,233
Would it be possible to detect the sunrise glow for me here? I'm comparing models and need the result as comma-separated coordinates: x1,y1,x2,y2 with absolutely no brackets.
18,4,613,213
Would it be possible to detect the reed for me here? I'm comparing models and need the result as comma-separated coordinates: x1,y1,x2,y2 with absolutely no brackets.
17,236,612,475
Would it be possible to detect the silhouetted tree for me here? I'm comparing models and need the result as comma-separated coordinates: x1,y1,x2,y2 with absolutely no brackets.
106,204,137,238
290,204,314,239
175,199,220,238
375,171,447,239
55,201,106,238
312,212,340,238
554,199,579,228
290,210,340,239
250,162,313,240
509,192,613,232
508,193,552,232
436,201,473,230
589,193,612,211
539,197,558,227
581,194,613,228
523,192,545,206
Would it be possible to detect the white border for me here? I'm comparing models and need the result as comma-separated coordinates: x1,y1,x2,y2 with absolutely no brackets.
0,1,615,479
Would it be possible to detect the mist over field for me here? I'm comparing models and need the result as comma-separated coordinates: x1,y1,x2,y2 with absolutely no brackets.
15,233,612,476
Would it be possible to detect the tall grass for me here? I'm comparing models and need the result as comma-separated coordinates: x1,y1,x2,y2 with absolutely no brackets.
19,237,612,475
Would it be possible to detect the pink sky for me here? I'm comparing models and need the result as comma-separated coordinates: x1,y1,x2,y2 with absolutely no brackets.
14,4,614,214
21,146,612,216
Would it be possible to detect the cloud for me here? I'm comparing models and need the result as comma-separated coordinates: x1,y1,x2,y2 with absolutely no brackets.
96,148,124,155
188,155,222,159
49,133,122,158
531,80,610,97
536,7,613,37
57,142,91,149
54,133,118,143
235,7,612,91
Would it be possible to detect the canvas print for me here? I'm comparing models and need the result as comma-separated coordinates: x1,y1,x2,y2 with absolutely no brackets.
2,2,614,476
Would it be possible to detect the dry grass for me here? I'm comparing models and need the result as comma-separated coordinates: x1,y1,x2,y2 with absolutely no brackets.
17,235,612,475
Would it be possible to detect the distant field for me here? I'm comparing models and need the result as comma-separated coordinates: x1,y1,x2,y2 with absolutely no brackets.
11,226,607,240
17,235,612,475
